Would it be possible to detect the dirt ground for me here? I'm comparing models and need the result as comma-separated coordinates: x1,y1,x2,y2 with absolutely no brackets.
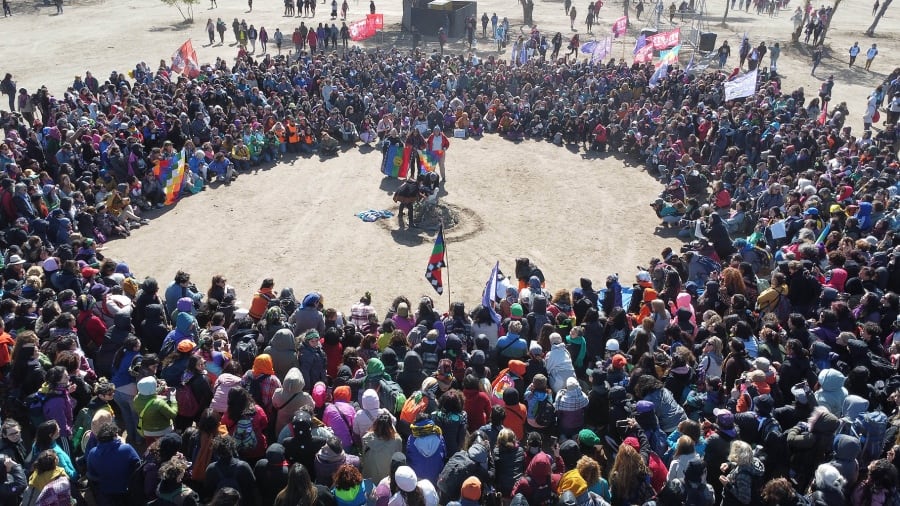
0,0,895,311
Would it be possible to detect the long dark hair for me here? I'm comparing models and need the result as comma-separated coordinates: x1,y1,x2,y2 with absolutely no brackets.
226,386,253,422
113,336,141,370
34,420,59,452
276,463,318,506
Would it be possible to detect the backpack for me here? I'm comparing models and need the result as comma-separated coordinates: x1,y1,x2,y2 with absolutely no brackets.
774,292,792,324
159,338,177,361
378,379,407,416
533,395,556,428
526,312,550,341
126,460,148,503
232,333,259,374
527,475,558,506
233,415,258,453
858,411,888,464
26,391,49,429
419,342,440,375
400,391,429,424
437,451,475,498
176,381,201,419
869,353,896,381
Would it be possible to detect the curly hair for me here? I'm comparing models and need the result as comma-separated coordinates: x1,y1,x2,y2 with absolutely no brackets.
720,267,747,297
761,478,795,505
332,464,363,491
576,456,602,487
438,389,464,413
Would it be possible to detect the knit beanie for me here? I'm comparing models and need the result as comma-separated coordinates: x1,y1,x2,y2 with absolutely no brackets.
137,376,157,396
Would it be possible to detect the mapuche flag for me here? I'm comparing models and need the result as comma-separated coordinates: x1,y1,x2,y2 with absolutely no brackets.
425,226,446,295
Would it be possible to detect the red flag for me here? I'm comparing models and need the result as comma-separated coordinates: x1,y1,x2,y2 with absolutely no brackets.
172,40,200,78
612,16,627,37
817,102,828,126
424,226,446,295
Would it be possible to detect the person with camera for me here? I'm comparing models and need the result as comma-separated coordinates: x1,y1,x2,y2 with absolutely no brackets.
134,375,179,447
164,270,203,318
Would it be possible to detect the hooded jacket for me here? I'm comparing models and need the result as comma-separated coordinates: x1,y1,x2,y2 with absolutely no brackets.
406,418,446,484
139,303,169,354
511,452,561,498
830,434,861,485
462,387,492,432
272,367,314,435
545,343,577,393
264,328,300,381
814,369,848,415
314,443,360,486
397,351,427,397
299,338,327,390
96,312,133,378
290,293,326,335
323,400,358,450
211,372,243,413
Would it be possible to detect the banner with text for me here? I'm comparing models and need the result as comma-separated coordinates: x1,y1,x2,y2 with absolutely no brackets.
648,28,680,50
724,69,758,100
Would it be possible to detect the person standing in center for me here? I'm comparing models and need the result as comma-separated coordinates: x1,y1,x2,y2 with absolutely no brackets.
426,126,450,183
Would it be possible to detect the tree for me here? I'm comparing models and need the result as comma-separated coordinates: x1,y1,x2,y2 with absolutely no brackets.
161,0,200,22
792,0,811,42
722,0,731,24
867,0,892,35
819,0,842,44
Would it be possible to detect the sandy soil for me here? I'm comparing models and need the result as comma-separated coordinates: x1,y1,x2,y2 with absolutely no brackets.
0,0,895,311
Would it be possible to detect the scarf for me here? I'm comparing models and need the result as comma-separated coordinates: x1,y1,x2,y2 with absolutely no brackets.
410,420,442,438
28,467,67,491
566,334,587,368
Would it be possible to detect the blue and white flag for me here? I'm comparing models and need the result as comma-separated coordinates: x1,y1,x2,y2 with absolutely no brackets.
482,261,502,324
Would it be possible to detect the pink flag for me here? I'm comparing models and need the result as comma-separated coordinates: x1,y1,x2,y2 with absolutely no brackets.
647,28,680,50
634,43,654,63
612,16,627,37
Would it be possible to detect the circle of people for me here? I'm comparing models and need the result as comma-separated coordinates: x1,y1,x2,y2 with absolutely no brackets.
2,31,900,506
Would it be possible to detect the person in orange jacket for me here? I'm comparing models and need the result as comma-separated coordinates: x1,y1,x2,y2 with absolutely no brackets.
248,278,276,322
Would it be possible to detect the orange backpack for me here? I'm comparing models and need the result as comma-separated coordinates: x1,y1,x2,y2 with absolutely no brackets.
400,391,429,424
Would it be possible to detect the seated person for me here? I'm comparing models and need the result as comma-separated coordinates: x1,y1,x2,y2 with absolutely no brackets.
319,131,340,155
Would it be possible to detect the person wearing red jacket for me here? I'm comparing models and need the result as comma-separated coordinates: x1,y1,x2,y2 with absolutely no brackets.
462,374,492,432
307,29,318,54
591,122,607,152
425,126,450,181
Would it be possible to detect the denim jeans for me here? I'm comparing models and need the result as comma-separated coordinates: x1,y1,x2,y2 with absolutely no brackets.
114,389,141,446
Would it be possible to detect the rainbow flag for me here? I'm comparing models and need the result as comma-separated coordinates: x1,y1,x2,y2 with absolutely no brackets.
381,144,411,178
419,150,441,174
153,149,187,205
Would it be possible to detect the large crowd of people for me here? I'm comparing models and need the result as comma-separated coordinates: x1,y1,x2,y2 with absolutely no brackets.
3,19,900,506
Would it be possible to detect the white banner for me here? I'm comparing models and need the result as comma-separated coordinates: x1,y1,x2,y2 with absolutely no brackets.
724,69,758,101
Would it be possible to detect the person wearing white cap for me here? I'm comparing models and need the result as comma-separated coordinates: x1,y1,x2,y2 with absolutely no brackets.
388,465,440,506
133,376,178,443
425,126,450,182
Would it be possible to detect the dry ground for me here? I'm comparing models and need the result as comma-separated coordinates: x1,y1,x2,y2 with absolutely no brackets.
0,0,895,311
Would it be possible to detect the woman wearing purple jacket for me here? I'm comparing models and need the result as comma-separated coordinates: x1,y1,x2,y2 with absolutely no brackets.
41,366,76,457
